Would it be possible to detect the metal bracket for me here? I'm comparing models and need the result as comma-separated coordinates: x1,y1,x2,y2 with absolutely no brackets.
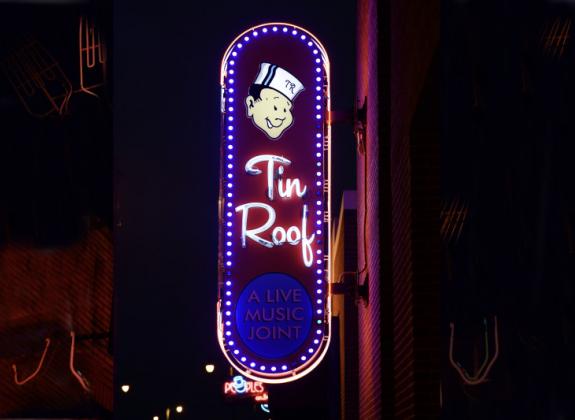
354,96,367,154
332,271,369,307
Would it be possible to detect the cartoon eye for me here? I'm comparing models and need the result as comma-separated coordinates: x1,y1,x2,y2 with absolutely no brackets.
284,108,286,112
274,105,277,111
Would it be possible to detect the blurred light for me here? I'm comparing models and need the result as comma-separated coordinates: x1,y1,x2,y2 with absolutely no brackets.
205,364,215,373
121,384,130,393
153,417,159,420
176,405,183,413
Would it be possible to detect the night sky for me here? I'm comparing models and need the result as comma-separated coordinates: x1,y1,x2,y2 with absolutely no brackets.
114,0,356,418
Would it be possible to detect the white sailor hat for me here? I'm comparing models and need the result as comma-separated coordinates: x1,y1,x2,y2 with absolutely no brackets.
252,63,304,102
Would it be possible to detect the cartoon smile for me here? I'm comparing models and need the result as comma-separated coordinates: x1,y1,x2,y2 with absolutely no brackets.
265,117,285,129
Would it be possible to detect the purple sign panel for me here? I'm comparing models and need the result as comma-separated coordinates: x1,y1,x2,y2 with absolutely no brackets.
217,23,331,383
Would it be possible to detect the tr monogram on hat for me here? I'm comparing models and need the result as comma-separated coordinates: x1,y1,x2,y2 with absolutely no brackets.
253,63,304,101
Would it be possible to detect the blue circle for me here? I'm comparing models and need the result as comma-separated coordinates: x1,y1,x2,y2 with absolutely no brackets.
236,273,312,359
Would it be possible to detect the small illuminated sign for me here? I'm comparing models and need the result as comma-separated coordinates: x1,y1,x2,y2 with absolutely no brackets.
255,393,269,402
218,23,331,383
224,375,265,397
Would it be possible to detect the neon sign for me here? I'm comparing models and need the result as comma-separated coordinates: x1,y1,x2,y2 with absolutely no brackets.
218,23,331,383
224,375,265,396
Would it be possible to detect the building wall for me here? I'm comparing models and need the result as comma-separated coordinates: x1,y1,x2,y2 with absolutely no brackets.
356,0,440,418
331,192,359,420
356,0,382,418
389,1,440,419
0,227,113,415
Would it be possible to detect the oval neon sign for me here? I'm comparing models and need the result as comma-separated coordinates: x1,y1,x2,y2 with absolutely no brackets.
218,23,331,383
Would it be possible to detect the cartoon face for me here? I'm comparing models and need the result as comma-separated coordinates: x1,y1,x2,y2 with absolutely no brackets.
246,88,294,139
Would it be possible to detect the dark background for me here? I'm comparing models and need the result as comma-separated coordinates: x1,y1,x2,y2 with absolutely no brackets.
113,1,356,418
440,1,575,418
0,1,112,247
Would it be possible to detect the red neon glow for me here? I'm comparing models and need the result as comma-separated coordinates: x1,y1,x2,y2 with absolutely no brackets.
69,331,90,391
78,16,107,97
449,316,499,385
11,338,51,386
1,40,73,118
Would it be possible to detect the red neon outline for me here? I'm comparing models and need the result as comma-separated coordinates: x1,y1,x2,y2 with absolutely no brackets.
69,331,90,391
12,338,51,386
449,316,499,385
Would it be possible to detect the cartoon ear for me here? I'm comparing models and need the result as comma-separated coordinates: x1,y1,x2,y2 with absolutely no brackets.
245,96,255,117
